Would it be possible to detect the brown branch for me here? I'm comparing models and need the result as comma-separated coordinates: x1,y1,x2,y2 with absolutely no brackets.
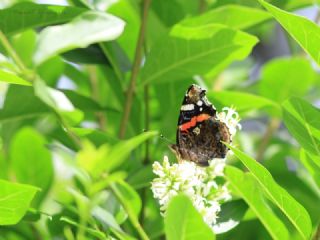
256,118,280,162
312,224,320,240
198,0,207,13
118,0,151,139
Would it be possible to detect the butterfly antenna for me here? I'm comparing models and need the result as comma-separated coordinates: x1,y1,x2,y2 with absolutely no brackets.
158,133,175,145
142,129,175,145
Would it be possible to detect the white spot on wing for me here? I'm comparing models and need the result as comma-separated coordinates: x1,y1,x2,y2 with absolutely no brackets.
181,104,194,111
197,100,203,106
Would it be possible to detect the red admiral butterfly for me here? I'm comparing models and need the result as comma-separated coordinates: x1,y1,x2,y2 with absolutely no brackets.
170,84,231,166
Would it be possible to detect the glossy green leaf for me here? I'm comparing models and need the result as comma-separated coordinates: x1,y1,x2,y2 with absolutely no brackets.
141,25,258,85
282,97,320,156
0,2,85,35
259,58,315,102
10,128,53,205
259,0,320,65
34,11,125,65
207,91,279,115
178,4,270,30
225,166,289,240
0,70,31,86
165,194,215,240
227,144,312,240
0,179,39,225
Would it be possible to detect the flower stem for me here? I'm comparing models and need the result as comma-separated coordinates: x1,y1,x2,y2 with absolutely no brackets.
118,0,151,139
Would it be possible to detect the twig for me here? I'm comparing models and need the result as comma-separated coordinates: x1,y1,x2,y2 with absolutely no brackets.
198,0,207,13
256,118,280,162
118,0,151,139
110,183,150,240
312,224,320,240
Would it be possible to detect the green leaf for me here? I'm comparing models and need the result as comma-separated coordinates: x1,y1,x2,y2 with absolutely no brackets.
0,2,86,35
225,166,289,240
10,128,53,205
12,30,37,67
0,85,49,123
300,149,320,188
34,11,125,65
77,131,157,178
60,217,108,239
107,0,140,61
213,200,248,234
112,180,141,217
0,70,31,86
282,97,320,156
259,0,320,65
165,194,215,240
259,58,315,102
227,144,312,240
0,85,105,123
207,91,279,115
34,79,83,125
141,26,258,85
0,179,39,225
127,164,153,189
151,0,185,27
178,4,270,30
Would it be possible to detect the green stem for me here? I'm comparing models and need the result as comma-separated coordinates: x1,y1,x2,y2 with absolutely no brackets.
256,118,280,162
110,183,150,240
118,0,151,139
139,84,150,225
55,112,82,150
88,65,106,131
0,30,29,78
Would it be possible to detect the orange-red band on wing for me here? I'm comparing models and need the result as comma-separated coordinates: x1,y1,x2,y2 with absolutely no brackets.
179,114,210,132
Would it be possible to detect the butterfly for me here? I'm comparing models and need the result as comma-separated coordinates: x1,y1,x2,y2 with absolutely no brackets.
169,84,231,166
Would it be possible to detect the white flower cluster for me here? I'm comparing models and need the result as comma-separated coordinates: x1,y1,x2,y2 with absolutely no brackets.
152,157,231,226
217,107,241,137
151,107,241,230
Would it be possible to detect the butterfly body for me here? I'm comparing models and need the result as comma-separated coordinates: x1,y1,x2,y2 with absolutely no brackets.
170,84,231,166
